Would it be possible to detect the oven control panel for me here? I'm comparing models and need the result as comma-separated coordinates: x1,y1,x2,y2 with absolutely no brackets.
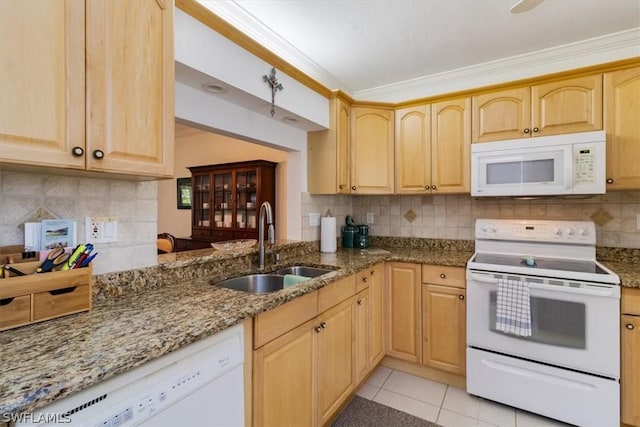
475,219,596,244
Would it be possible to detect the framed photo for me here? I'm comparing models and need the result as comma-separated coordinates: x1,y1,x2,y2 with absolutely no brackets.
177,177,192,209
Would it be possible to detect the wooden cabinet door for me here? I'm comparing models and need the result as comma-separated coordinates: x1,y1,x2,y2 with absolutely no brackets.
307,97,351,194
354,289,370,384
253,319,316,427
351,107,394,194
385,262,421,363
604,67,640,190
622,314,640,426
395,105,431,194
86,0,174,177
531,74,602,137
0,0,85,169
317,298,354,426
369,263,385,367
472,87,531,142
431,98,471,193
422,284,466,374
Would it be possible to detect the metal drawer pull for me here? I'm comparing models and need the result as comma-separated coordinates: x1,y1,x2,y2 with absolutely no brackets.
459,294,465,300
626,324,635,330
606,179,614,184
370,270,374,275
523,128,530,134
93,149,104,159
357,299,363,305
533,127,539,133
72,146,84,157
315,325,322,333
440,273,446,279
351,186,357,191
320,321,327,329
362,277,368,283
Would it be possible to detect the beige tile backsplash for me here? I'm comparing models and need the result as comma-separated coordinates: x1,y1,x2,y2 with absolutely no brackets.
0,171,158,274
305,191,640,248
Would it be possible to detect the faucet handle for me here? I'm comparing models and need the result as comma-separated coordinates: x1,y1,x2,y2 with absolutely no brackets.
268,224,275,245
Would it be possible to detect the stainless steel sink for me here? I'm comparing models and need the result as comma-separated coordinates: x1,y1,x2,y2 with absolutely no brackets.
214,274,285,294
274,266,335,278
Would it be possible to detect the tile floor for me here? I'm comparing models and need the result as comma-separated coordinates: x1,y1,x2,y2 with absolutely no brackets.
355,366,572,427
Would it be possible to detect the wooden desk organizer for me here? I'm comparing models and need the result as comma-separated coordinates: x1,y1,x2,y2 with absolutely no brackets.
0,261,92,331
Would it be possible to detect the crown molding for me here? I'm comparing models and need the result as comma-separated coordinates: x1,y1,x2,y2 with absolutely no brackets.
354,28,640,103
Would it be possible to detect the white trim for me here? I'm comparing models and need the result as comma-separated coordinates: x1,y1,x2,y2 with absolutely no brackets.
354,28,640,102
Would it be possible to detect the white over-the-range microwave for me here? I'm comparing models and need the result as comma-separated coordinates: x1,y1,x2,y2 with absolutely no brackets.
471,130,606,197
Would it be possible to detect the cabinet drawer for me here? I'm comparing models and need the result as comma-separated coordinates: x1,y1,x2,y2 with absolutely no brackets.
191,229,211,238
233,231,257,240
211,230,235,241
355,269,372,293
0,295,32,330
622,287,640,315
318,275,356,313
422,265,465,288
254,291,318,349
33,285,91,321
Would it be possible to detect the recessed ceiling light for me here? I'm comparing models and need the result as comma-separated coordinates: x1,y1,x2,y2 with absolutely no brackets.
201,83,227,94
282,116,298,123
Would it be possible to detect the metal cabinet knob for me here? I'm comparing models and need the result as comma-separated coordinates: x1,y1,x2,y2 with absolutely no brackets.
626,323,635,330
315,326,322,333
606,179,614,184
320,321,327,329
357,299,363,305
523,128,530,134
351,186,356,191
339,184,345,189
533,127,539,133
93,149,105,159
459,294,465,300
440,273,446,279
71,146,84,157
431,185,436,190
370,270,375,275
362,277,368,283
425,185,429,190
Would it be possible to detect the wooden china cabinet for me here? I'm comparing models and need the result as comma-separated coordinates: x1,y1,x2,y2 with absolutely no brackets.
188,160,277,243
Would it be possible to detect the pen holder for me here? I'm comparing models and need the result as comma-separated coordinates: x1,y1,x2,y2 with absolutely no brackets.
0,261,92,331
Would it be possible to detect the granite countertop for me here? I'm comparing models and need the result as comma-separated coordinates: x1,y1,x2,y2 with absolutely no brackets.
0,245,471,417
1,241,637,417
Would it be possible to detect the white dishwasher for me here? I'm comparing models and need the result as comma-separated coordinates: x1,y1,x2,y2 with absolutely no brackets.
18,324,244,427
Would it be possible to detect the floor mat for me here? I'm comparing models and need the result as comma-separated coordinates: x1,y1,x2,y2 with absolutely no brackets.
331,395,442,427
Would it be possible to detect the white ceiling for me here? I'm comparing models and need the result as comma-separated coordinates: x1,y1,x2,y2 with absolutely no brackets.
201,0,640,97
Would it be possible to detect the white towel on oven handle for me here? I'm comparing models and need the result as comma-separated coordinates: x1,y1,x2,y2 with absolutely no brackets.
495,277,532,337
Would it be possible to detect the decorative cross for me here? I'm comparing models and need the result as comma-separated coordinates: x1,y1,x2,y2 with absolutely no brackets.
263,67,284,117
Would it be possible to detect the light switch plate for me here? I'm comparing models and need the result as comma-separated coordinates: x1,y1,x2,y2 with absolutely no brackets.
86,216,118,243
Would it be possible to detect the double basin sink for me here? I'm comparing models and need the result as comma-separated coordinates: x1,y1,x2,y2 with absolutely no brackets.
214,265,336,294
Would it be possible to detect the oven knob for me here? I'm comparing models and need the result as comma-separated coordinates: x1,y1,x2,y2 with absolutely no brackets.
554,228,562,236
578,228,587,236
565,228,575,236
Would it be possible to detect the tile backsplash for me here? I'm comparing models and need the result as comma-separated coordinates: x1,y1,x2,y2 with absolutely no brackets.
0,171,158,274
304,191,640,248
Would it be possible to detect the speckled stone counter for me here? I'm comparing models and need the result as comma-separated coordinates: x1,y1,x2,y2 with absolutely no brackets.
1,239,635,416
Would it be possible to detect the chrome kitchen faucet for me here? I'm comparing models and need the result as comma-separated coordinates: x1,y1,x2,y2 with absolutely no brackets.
258,201,274,269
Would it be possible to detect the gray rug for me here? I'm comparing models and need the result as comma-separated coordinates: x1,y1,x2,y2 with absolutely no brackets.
332,396,442,427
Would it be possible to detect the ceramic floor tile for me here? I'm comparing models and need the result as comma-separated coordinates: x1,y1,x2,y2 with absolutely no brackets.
373,389,440,422
437,408,480,427
366,365,393,387
355,382,379,400
442,385,482,418
515,409,572,427
477,399,516,427
381,370,447,406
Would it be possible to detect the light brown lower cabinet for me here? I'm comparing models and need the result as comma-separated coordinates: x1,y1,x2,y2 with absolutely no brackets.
354,263,385,384
386,262,422,363
622,287,640,426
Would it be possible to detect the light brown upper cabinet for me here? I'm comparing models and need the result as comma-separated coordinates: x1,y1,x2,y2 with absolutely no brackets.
308,96,351,194
430,98,471,193
350,107,395,194
472,74,602,143
396,100,470,194
0,0,174,179
604,66,640,190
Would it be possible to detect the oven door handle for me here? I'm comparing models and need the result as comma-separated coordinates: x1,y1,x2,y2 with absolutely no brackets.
468,273,617,297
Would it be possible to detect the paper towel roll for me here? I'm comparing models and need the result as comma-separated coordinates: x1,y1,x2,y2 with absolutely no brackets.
320,216,337,253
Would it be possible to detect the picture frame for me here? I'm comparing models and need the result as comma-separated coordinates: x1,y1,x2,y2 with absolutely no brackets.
176,177,192,209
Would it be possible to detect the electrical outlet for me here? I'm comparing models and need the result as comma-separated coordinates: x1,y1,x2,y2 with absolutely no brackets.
366,212,374,224
309,213,321,226
637,213,640,231
86,216,118,243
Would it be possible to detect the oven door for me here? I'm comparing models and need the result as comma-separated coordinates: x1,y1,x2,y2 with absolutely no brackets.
471,144,572,196
466,270,619,378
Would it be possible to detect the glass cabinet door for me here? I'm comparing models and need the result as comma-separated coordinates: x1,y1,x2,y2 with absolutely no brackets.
236,170,257,230
192,174,211,228
213,172,233,229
